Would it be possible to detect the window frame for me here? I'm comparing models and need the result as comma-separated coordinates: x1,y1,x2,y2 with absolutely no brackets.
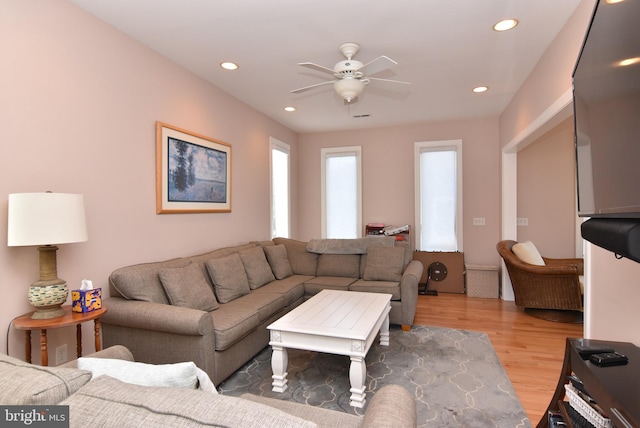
321,146,362,239
414,139,463,252
270,137,291,239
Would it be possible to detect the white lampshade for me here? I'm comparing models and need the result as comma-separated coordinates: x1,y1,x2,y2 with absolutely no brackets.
334,78,365,103
8,193,88,247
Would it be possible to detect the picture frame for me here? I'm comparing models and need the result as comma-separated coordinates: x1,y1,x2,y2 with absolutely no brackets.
156,121,231,214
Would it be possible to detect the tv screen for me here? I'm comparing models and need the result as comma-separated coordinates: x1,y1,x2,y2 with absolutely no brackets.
573,0,640,218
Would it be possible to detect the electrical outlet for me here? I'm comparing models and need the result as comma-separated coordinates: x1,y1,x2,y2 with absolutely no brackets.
55,344,67,365
517,218,529,226
473,217,486,226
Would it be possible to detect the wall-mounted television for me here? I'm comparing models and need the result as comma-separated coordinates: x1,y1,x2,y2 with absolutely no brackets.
573,0,640,262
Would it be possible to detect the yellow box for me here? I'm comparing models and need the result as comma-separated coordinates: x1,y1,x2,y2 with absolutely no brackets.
72,288,102,313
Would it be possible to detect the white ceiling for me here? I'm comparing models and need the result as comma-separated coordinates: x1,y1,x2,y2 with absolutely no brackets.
68,0,583,134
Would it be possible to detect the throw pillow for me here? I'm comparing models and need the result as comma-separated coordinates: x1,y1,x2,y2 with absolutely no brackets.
205,253,251,303
77,358,203,390
0,353,92,405
264,244,293,279
239,246,276,289
363,246,405,282
512,241,546,266
158,262,219,311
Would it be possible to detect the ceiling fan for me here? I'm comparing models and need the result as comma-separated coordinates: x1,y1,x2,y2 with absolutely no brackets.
291,42,410,103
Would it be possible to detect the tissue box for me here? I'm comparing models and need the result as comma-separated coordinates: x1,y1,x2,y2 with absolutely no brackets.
72,288,102,313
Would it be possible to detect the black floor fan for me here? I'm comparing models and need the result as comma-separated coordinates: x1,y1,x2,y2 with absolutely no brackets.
419,262,448,296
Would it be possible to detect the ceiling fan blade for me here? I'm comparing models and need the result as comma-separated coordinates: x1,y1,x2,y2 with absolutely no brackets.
367,77,411,85
298,62,335,75
358,55,397,76
290,80,335,94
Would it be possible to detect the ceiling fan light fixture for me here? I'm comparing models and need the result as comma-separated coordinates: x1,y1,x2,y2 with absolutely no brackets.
334,78,365,103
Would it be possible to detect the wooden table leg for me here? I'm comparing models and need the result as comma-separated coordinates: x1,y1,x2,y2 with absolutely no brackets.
94,319,101,351
76,324,82,358
24,330,32,364
40,329,48,366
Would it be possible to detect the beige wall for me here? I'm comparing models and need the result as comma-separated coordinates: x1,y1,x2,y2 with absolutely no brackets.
516,117,576,257
297,117,501,266
0,0,297,360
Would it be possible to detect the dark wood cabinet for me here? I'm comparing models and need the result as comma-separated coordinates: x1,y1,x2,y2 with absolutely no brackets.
538,338,640,428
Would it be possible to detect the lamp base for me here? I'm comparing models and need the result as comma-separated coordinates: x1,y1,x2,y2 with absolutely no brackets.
28,282,69,320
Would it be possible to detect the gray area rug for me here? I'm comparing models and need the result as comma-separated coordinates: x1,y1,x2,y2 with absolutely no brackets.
219,325,532,427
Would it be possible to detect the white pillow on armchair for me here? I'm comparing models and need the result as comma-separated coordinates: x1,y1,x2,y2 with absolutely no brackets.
512,241,545,266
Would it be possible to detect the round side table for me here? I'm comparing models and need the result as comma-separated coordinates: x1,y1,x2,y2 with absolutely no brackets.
13,305,107,366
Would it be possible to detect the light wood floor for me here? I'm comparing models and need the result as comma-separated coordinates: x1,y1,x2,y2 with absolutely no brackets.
413,293,583,426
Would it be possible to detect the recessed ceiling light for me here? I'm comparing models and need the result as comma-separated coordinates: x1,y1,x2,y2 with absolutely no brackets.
493,19,518,32
220,62,239,70
473,86,489,93
284,106,296,112
606,0,624,4
618,57,639,67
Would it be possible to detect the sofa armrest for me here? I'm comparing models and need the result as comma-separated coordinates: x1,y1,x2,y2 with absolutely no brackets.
102,297,214,336
362,384,417,428
398,260,422,328
59,345,135,369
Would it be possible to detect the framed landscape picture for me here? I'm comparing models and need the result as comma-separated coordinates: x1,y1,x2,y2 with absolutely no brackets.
156,122,231,213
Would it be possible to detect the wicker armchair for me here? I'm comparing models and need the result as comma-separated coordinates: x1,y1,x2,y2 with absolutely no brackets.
496,240,584,323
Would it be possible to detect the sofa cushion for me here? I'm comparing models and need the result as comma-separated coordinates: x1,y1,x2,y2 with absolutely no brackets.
109,258,190,304
317,254,361,278
512,241,545,266
159,262,219,311
239,246,276,289
206,253,251,303
251,275,309,306
209,304,262,351
306,236,396,254
363,246,405,281
349,279,401,300
304,276,356,295
61,375,317,428
273,238,318,276
264,244,293,279
0,353,92,405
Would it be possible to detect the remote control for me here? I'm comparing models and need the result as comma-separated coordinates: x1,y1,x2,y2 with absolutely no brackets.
589,352,628,366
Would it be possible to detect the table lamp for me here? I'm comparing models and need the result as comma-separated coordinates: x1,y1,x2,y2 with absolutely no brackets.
7,192,88,319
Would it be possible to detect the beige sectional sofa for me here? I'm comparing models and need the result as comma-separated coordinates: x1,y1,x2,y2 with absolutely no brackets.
0,345,417,427
101,237,423,385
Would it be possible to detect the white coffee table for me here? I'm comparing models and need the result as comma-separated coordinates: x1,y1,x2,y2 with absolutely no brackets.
267,289,391,408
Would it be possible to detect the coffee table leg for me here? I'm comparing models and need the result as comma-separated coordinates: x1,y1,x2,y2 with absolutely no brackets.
380,312,390,346
271,345,288,393
349,356,367,408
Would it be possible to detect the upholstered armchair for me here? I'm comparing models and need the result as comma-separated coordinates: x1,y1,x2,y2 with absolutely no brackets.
496,240,584,322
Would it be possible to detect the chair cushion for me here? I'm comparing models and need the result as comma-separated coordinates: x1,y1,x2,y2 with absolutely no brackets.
264,244,293,279
363,246,405,281
239,246,276,289
206,254,251,303
159,262,219,311
512,241,545,266
0,353,92,405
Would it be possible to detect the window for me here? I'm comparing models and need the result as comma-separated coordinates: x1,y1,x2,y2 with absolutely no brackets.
414,140,463,251
321,146,362,238
270,138,290,238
